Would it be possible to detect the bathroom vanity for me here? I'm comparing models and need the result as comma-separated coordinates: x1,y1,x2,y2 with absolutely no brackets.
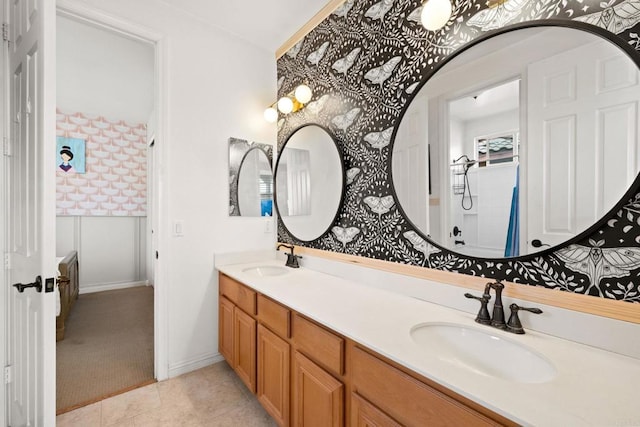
215,258,640,427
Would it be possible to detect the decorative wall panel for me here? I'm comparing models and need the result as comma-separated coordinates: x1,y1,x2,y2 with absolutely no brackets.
276,0,640,302
56,109,147,217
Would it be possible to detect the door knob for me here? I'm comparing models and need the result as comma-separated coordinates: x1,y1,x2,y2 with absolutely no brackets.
531,239,550,248
13,275,43,293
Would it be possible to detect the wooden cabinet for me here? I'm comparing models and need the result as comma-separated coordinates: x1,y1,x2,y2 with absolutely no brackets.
218,296,234,362
233,306,256,392
218,275,257,393
257,324,290,426
258,294,290,338
293,351,344,427
292,313,344,376
220,273,256,314
218,272,514,427
351,393,402,427
351,345,509,427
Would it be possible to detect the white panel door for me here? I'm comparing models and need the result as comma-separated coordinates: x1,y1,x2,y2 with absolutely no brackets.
527,39,640,249
283,148,311,216
5,0,56,425
392,102,429,233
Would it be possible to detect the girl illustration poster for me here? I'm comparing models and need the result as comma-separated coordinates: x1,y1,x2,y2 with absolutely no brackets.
56,136,86,174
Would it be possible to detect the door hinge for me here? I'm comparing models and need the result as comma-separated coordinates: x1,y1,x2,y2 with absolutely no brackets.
2,23,8,42
3,252,10,269
4,366,12,384
3,137,11,157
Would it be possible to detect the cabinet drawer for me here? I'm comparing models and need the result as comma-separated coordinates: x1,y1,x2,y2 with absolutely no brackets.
219,273,256,315
292,314,344,375
258,294,290,338
352,346,501,427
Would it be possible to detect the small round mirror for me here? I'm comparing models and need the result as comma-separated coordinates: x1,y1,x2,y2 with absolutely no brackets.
275,125,344,241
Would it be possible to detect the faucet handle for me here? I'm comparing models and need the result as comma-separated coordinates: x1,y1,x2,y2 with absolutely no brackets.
506,303,542,334
464,293,491,325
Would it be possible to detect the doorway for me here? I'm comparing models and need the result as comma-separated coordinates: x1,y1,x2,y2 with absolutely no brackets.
446,78,521,258
54,10,158,413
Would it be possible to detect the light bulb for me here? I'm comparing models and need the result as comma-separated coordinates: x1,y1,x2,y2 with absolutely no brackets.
263,107,278,123
294,84,313,104
421,0,452,31
277,96,294,114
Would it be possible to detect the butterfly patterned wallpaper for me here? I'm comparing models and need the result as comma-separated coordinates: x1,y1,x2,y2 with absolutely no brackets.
275,0,640,303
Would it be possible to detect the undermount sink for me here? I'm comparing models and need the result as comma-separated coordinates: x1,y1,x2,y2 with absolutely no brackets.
410,322,556,383
242,265,290,277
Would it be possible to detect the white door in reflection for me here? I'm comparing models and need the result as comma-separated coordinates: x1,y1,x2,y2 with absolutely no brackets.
527,38,640,249
393,102,429,233
277,148,311,216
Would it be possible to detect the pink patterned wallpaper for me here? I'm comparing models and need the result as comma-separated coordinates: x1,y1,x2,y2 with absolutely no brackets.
56,109,147,216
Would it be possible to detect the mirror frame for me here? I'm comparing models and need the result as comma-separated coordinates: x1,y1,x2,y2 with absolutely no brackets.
274,124,346,243
228,137,273,217
390,21,640,263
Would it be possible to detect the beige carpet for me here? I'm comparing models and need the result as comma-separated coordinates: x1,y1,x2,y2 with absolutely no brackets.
56,286,155,414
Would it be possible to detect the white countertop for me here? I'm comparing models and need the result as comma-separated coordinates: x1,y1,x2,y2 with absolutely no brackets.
216,259,640,427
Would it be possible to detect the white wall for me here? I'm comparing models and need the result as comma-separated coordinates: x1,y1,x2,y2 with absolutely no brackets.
57,217,147,292
59,0,277,378
57,15,154,122
461,109,519,157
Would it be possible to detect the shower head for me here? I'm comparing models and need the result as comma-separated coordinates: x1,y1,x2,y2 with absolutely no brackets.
453,154,476,165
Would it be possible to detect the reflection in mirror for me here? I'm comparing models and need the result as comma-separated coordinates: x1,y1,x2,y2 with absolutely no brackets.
238,149,273,216
393,26,640,258
276,125,343,241
276,148,311,215
228,138,273,217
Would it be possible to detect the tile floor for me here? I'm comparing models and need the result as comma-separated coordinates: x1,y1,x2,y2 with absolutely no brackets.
56,361,277,426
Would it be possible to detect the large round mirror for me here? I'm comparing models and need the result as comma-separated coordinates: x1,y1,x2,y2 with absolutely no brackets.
275,125,344,241
393,26,640,259
238,148,273,216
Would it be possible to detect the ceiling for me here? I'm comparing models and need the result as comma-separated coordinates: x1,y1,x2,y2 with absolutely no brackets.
158,0,331,53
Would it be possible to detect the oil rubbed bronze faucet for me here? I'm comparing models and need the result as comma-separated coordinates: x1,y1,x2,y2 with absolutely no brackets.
277,243,302,268
465,281,542,334
506,303,543,334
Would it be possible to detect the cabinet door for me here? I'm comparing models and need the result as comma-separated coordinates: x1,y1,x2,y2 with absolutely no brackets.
219,296,234,363
257,325,290,426
293,351,343,427
351,393,401,427
234,307,257,392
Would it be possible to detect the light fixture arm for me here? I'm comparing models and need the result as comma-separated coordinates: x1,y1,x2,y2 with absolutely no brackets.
263,84,313,122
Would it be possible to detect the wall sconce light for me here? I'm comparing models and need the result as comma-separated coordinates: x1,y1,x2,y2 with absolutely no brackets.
264,84,313,123
421,0,453,31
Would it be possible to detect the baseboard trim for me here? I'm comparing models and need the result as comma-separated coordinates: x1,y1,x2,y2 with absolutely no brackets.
168,353,224,378
79,280,149,295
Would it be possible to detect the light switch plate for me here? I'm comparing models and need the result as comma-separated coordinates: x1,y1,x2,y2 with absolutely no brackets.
174,220,184,237
264,218,273,233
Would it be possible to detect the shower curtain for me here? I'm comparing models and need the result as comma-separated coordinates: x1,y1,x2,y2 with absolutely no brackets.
504,165,520,257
